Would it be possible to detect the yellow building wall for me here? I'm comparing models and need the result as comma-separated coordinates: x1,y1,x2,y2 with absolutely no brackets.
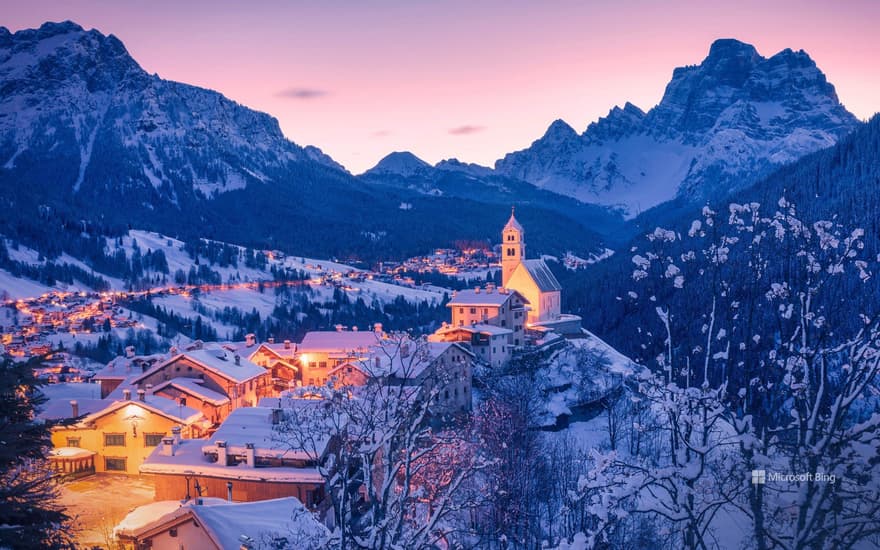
51,403,186,475
506,268,560,324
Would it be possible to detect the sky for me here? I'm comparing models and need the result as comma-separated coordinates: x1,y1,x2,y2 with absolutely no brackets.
2,0,879,173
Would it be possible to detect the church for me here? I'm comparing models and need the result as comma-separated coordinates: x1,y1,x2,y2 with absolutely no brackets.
501,208,562,325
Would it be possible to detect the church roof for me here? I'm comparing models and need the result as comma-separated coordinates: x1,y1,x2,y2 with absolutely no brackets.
447,288,527,307
503,209,523,232
519,259,562,292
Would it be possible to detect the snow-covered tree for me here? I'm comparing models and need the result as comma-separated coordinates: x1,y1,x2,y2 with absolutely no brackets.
571,199,880,549
274,334,490,549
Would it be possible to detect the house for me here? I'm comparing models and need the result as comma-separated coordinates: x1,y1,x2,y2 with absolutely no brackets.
247,338,300,391
50,389,206,475
90,352,165,398
129,345,270,423
295,328,384,387
372,339,475,413
114,496,329,550
140,405,329,506
446,286,527,347
429,323,513,368
500,208,563,325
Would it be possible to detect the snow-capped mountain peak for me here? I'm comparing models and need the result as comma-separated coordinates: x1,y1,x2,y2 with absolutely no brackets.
0,20,343,202
494,38,859,216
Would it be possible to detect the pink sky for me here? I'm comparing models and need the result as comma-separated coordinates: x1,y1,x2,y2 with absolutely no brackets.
4,0,879,173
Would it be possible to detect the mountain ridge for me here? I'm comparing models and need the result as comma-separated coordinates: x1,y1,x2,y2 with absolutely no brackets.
494,38,860,215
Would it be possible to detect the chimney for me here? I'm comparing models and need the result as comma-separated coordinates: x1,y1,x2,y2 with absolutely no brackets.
171,425,182,445
373,323,383,334
267,337,275,344
122,389,131,401
125,345,135,358
226,482,233,502
234,354,241,366
216,440,228,465
352,326,359,332
169,345,179,355
474,287,480,294
70,400,79,418
137,389,146,402
145,383,153,394
283,339,291,350
335,324,343,332
160,436,176,456
245,333,256,347
245,443,255,468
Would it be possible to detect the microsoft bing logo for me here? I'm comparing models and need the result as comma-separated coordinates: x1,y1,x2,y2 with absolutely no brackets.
751,470,766,485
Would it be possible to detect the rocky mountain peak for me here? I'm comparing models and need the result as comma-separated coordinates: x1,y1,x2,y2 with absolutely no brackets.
494,38,859,215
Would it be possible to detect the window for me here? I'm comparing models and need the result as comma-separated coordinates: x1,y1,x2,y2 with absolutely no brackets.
459,307,464,314
103,433,125,447
66,437,80,448
319,361,327,369
105,457,126,471
470,307,476,314
144,433,165,447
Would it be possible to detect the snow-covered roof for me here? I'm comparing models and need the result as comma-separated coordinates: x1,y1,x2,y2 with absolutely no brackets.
93,353,167,380
133,346,266,385
39,398,106,421
203,406,331,460
518,259,562,292
49,447,96,459
116,497,328,549
369,340,472,379
38,382,102,401
434,324,513,337
79,395,203,425
140,439,324,483
152,378,230,407
298,330,382,352
37,382,108,420
447,288,525,307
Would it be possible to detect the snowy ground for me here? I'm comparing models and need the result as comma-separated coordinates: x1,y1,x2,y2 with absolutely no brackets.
59,474,156,547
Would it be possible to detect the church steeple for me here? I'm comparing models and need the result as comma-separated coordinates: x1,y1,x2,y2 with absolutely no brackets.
502,207,525,287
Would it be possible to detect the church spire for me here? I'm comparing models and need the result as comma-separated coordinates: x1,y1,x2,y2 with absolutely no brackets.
502,207,524,287
503,205,524,233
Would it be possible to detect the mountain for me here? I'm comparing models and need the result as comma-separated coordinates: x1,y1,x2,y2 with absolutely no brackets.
0,21,609,263
363,151,432,178
559,113,880,365
358,152,626,238
495,39,860,216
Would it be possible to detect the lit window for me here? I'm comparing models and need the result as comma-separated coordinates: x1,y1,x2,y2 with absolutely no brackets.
103,433,125,447
144,433,165,447
66,437,80,448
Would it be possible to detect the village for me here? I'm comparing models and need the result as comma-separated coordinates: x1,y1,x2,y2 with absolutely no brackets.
21,213,601,548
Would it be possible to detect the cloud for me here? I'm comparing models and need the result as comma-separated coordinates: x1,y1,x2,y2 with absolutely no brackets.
448,125,485,135
276,87,330,100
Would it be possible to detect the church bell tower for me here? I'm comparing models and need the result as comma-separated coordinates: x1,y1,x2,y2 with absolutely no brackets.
501,207,525,287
